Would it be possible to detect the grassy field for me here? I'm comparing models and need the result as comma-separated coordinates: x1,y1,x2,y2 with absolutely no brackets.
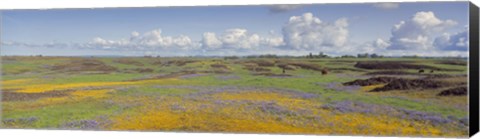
0,56,469,137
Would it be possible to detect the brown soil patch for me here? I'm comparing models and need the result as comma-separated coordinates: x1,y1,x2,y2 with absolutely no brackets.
330,68,365,72
133,68,154,73
208,70,231,74
343,77,398,86
51,59,117,73
277,64,296,70
437,86,467,96
370,78,456,92
436,60,467,66
288,62,323,71
365,70,417,75
210,64,231,73
424,74,455,79
211,64,229,69
354,61,438,70
243,63,271,72
128,71,191,81
246,60,275,67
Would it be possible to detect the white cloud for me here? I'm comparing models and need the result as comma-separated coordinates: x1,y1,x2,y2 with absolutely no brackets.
90,29,199,50
282,12,349,50
269,5,303,13
4,11,469,57
201,32,222,49
372,3,399,10
262,33,284,47
219,28,255,49
1,41,71,48
388,11,457,50
433,28,469,51
201,28,284,50
373,38,391,49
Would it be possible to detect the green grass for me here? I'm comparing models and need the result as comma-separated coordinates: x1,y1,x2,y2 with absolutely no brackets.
1,56,469,131
3,99,120,128
115,85,195,96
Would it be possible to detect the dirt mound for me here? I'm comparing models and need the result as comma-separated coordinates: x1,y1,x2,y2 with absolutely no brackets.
208,70,231,74
437,86,467,96
437,60,467,66
133,68,154,73
128,71,197,81
51,59,117,73
210,64,231,73
243,63,271,72
343,77,398,86
274,60,324,71
113,59,144,66
277,64,296,70
371,78,453,92
211,64,229,69
246,60,275,67
288,62,323,71
252,72,292,77
330,68,365,72
365,70,417,75
424,74,455,79
354,61,438,70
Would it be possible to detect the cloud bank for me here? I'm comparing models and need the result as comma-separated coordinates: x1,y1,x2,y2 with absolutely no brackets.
282,13,349,50
2,11,469,57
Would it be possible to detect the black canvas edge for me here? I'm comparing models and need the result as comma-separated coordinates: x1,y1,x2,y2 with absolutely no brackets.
469,1,480,137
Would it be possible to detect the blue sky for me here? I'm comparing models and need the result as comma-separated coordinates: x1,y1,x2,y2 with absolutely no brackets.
1,2,470,56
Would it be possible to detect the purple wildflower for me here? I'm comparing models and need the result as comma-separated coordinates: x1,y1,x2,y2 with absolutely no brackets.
62,120,99,129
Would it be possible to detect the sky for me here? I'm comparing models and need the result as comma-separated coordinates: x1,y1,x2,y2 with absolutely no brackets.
0,2,471,57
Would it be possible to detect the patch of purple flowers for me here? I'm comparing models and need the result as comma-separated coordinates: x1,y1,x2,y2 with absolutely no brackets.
400,109,453,126
170,103,187,112
317,82,360,93
215,75,241,80
2,117,38,126
258,102,297,116
62,120,99,129
321,100,460,126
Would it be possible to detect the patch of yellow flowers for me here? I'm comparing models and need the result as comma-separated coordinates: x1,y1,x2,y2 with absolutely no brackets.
109,91,460,137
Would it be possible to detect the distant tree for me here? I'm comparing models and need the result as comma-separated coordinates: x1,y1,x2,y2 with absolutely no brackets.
309,53,313,59
258,54,278,58
370,53,379,58
341,55,356,58
318,52,329,58
357,53,369,58
224,56,239,60
402,55,419,58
